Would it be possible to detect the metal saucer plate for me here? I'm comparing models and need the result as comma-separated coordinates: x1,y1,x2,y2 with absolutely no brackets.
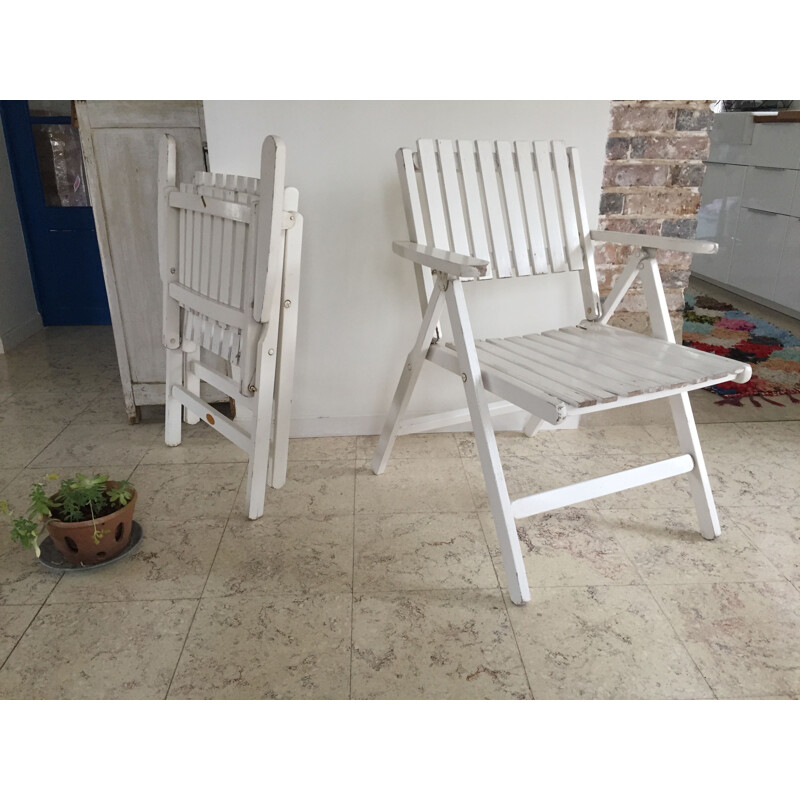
37,521,144,572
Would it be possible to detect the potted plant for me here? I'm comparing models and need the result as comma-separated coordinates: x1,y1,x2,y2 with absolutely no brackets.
1,473,137,566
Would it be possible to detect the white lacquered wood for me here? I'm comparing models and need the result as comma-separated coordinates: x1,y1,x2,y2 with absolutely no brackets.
589,229,719,254
511,455,694,518
477,140,512,278
437,140,470,256
376,133,734,607
534,141,567,272
372,282,447,474
445,279,530,605
159,134,302,519
497,141,532,276
551,141,584,272
456,140,491,266
392,241,488,278
568,148,602,319
418,139,450,249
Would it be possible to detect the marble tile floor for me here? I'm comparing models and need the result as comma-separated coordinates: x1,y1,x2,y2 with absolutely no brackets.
1,326,799,699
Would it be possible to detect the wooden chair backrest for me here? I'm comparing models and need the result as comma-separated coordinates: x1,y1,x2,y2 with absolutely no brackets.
159,135,291,377
398,139,602,316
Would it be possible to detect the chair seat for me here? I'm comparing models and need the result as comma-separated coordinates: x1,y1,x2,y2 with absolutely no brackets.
441,321,752,413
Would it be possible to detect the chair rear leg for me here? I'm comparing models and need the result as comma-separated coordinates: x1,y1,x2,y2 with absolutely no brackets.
670,391,720,539
372,282,445,475
184,347,201,424
165,347,183,446
246,437,269,519
522,415,545,438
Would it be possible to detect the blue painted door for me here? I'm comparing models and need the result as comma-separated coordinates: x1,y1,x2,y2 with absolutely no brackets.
0,100,111,325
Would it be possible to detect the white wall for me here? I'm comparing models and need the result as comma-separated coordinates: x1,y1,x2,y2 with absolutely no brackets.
0,119,42,353
203,101,611,435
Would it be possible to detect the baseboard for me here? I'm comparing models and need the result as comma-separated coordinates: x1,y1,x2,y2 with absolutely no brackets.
0,312,43,354
288,410,578,438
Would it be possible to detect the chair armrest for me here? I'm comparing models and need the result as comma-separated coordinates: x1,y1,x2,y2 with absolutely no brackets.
393,241,489,279
589,229,718,255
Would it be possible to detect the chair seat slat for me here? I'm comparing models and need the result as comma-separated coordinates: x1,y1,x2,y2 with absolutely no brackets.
476,341,612,405
512,334,651,395
489,337,644,397
589,322,751,379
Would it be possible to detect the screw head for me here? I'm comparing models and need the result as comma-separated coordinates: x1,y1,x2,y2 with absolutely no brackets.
268,348,275,356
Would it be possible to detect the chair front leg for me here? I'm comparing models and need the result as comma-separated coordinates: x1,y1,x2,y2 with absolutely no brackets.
445,279,530,605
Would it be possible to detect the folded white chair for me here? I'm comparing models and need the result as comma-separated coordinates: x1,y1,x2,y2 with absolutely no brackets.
372,139,751,605
158,134,303,519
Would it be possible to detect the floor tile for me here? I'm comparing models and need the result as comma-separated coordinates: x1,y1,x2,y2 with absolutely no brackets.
356,458,473,514
289,436,357,461
205,514,354,596
0,545,61,605
30,421,161,467
45,517,227,603
0,391,91,427
724,507,800,583
351,590,530,699
354,512,496,591
130,463,245,523
652,581,800,699
554,425,671,456
141,423,248,465
509,585,713,699
0,423,67,469
598,509,782,585
168,594,352,699
235,459,355,518
455,429,565,459
0,605,40,664
0,599,196,699
704,452,800,507
480,507,641,589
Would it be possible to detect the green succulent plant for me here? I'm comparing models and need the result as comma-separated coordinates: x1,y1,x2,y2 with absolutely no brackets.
1,473,133,557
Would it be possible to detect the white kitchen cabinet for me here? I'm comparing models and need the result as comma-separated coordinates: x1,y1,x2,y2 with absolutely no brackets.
695,112,800,318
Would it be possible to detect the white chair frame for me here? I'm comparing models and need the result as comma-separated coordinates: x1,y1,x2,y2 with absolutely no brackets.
372,139,751,605
158,134,303,519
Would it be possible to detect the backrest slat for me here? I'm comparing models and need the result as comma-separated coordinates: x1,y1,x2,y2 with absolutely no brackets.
568,147,602,319
417,139,450,249
456,141,491,270
496,141,532,276
476,140,512,278
437,139,470,256
398,137,595,290
533,141,567,273
515,142,549,274
552,141,584,272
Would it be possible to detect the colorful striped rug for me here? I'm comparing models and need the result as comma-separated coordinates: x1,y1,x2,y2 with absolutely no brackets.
682,292,800,407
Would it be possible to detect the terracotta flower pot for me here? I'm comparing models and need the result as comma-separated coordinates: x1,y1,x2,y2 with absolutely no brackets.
45,484,137,566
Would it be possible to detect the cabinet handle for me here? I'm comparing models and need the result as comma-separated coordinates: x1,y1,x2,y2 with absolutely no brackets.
744,207,779,215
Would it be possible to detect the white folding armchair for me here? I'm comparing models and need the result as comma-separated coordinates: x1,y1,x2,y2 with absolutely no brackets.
158,134,303,519
372,138,751,605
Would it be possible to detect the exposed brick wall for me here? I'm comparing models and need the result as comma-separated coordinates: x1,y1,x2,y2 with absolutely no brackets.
596,100,715,335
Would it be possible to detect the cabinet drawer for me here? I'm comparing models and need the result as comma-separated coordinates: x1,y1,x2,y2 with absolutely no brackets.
749,124,800,169
727,208,790,300
742,166,798,215
773,218,800,314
